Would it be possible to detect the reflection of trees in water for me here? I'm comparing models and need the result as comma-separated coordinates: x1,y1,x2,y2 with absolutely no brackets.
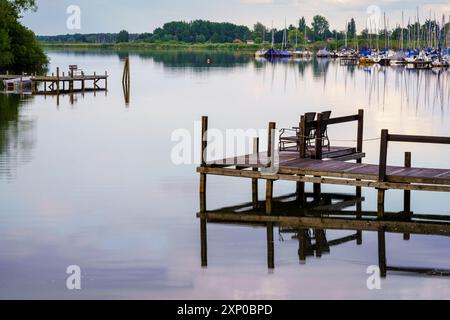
45,48,252,71
0,94,36,180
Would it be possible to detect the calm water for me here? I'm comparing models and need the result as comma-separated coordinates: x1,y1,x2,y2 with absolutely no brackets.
0,49,450,299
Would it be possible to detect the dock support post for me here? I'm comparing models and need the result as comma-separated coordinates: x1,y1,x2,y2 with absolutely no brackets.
105,71,108,91
297,115,306,204
266,122,276,215
356,109,364,201
200,116,208,213
56,67,60,95
377,189,385,219
267,223,275,269
252,137,259,210
378,129,389,219
403,152,412,240
313,113,324,204
378,228,387,278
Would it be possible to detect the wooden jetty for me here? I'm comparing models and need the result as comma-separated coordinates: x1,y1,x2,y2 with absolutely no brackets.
0,66,108,95
197,110,450,238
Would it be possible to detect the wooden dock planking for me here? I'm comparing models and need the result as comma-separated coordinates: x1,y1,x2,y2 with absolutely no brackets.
203,150,450,188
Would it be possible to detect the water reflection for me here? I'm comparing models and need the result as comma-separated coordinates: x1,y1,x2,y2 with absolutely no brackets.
200,192,450,279
0,94,35,180
42,48,449,112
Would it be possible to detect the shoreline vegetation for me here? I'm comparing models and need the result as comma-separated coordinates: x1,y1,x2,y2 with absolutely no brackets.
39,41,262,52
39,39,380,53
0,0,47,70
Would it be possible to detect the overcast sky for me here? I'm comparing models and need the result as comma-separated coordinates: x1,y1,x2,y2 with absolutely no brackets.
21,0,450,36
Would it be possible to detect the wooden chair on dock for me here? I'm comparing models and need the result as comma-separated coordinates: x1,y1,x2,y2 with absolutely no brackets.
279,112,316,151
308,111,332,152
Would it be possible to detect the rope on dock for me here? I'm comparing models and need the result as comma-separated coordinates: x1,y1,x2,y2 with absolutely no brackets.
295,135,381,143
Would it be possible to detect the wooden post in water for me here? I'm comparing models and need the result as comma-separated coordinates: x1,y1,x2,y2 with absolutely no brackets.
122,58,130,104
252,137,259,210
105,71,108,91
297,115,306,204
313,113,324,204
265,122,276,215
378,129,389,219
356,109,364,196
200,116,208,213
56,67,60,95
403,152,412,240
378,228,387,278
267,223,275,269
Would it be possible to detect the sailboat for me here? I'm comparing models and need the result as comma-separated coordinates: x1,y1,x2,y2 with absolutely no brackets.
316,48,331,58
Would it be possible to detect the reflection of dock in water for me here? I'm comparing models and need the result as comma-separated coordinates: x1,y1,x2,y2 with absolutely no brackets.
198,191,450,278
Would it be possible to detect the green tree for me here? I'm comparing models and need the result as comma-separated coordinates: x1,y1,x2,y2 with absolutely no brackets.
0,0,47,69
117,30,129,43
347,18,356,39
311,15,330,41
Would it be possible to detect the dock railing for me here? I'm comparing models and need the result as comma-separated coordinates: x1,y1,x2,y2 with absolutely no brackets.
377,129,450,218
299,109,364,160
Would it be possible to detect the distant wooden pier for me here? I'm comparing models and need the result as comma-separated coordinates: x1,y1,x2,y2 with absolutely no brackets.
0,66,108,95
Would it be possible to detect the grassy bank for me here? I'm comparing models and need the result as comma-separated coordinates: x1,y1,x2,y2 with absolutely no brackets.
39,41,263,52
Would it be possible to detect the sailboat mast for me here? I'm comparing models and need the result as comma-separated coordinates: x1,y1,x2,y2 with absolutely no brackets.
271,21,274,48
401,12,404,51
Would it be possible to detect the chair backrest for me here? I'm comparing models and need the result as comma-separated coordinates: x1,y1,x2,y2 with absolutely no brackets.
305,112,316,123
322,111,332,120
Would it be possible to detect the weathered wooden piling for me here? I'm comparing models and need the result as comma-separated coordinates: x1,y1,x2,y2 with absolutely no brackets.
313,113,324,203
265,122,276,215
252,137,259,210
377,129,389,219
200,116,208,213
403,152,412,240
297,115,306,204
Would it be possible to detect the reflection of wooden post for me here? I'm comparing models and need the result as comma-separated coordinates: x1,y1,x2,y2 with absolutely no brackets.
267,223,274,269
200,116,208,213
252,137,259,210
298,229,306,263
404,152,412,240
266,122,275,215
200,215,208,267
122,58,130,104
378,228,387,278
315,230,322,258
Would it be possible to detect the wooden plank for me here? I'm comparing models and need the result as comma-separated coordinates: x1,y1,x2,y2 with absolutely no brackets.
379,129,389,182
389,134,450,145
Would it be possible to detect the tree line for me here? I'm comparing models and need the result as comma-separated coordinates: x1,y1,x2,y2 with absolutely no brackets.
39,16,450,50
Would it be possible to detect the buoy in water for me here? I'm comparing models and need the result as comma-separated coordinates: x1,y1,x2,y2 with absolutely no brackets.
206,58,212,65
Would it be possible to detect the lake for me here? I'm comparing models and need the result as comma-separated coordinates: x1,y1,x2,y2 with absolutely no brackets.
0,48,450,299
